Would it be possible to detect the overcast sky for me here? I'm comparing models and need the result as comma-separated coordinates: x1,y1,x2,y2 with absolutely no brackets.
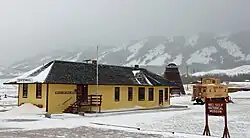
0,0,250,66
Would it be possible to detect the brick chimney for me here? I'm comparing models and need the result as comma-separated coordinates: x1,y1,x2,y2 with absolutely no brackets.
92,60,97,64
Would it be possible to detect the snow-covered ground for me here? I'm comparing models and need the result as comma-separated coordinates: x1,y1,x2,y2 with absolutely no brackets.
0,79,250,137
0,79,18,96
0,79,18,111
0,91,249,137
184,81,250,90
182,84,194,95
225,81,250,88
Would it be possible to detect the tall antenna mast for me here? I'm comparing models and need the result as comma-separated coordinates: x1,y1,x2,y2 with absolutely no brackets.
96,45,99,115
96,45,99,94
186,66,189,91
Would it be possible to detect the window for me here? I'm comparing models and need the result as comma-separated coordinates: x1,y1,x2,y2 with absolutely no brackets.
138,87,145,101
36,83,42,99
148,88,154,101
212,80,216,84
165,88,168,101
128,87,133,101
23,84,28,98
114,87,120,101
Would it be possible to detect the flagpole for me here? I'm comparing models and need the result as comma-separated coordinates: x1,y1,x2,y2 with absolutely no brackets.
96,45,99,115
96,45,99,94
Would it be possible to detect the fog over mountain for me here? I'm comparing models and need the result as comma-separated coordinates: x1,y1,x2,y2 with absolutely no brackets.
0,0,250,67
0,30,248,78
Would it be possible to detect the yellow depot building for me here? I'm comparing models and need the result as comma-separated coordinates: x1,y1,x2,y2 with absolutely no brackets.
4,60,176,114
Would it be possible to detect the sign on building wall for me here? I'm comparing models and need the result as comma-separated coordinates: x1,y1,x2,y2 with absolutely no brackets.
17,78,33,83
55,91,76,94
203,98,230,138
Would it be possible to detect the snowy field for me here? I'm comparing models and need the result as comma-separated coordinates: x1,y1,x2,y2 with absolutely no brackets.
0,81,250,137
0,79,18,111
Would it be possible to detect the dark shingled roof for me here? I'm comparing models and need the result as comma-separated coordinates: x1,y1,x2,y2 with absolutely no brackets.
43,60,177,86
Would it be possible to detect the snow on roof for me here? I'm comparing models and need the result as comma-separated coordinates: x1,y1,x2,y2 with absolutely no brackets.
145,74,161,84
132,70,153,85
30,62,54,83
144,75,153,85
132,70,142,85
5,62,54,84
134,78,141,85
132,70,140,76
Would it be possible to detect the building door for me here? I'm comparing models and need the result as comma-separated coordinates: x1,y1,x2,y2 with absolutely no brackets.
76,85,83,102
159,90,163,105
82,85,88,103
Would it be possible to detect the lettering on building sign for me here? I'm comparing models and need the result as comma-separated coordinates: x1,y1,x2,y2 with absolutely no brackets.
207,103,225,116
55,91,76,94
17,78,33,82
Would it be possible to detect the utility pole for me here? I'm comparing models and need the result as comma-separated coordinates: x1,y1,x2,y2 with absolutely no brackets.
186,66,189,91
96,45,99,116
96,45,99,95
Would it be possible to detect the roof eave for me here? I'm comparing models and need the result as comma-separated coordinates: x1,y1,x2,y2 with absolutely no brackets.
3,82,18,85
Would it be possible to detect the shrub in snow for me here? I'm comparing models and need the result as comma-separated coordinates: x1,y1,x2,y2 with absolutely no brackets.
45,113,51,118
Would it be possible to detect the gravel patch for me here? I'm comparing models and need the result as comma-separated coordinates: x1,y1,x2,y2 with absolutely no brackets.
3,119,39,122
0,126,165,138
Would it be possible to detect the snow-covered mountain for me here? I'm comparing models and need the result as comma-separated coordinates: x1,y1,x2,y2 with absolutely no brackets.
1,47,112,78
98,31,250,74
192,65,250,76
3,30,250,78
